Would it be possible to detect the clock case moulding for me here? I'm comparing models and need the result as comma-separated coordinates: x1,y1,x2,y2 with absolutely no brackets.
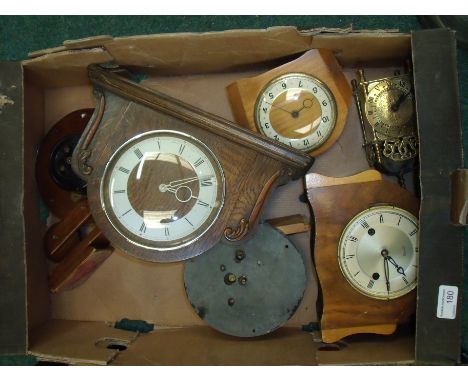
71,64,314,263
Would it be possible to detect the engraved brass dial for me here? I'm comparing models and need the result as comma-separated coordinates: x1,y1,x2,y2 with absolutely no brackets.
364,76,415,139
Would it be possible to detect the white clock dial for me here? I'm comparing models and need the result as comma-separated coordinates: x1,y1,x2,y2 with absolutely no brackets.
338,205,419,300
254,73,337,152
101,130,225,251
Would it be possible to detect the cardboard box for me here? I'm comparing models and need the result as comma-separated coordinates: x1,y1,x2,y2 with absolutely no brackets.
0,26,464,365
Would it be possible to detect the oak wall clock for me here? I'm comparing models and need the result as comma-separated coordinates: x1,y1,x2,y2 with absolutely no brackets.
306,170,419,343
71,64,313,263
226,50,352,156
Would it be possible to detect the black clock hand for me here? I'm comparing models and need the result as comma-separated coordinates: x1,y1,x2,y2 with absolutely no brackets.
291,98,314,118
387,255,406,276
381,249,391,295
384,257,390,295
264,101,293,116
390,91,411,112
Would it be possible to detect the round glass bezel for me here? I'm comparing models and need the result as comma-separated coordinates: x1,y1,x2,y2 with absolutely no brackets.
337,205,419,300
254,72,338,152
100,130,226,251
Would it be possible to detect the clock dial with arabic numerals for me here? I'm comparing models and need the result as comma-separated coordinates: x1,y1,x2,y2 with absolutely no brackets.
101,130,225,251
255,73,337,152
338,205,419,300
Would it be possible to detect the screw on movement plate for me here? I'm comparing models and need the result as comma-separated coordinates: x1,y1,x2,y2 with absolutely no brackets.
238,276,248,286
224,273,237,285
235,250,245,262
227,298,235,306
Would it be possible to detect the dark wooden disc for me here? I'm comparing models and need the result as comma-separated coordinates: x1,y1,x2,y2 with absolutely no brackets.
36,109,94,218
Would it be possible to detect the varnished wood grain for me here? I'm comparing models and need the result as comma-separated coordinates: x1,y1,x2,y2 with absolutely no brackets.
71,65,313,262
306,172,419,343
49,226,111,293
74,64,313,175
226,49,352,156
266,214,311,235
305,169,382,189
45,199,92,262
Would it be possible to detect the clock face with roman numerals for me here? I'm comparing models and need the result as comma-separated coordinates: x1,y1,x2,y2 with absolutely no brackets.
338,205,419,300
254,73,337,152
101,130,225,252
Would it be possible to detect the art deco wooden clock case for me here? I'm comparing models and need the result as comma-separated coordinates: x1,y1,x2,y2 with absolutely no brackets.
71,64,313,263
306,170,419,343
226,49,352,156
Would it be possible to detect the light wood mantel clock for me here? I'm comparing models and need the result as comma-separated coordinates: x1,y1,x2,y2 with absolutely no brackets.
71,64,313,263
306,170,419,343
226,49,352,156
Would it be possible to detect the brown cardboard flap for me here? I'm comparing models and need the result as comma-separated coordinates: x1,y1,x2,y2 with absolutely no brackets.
103,26,311,74
23,48,113,87
451,169,468,225
29,320,138,365
412,28,463,365
64,35,113,50
298,26,354,35
311,33,411,66
24,78,50,332
316,330,415,365
0,62,28,355
28,36,114,58
28,45,68,59
111,326,319,365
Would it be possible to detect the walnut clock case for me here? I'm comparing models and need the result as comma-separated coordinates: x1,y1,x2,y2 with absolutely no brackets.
72,65,313,263
226,49,352,156
306,170,419,344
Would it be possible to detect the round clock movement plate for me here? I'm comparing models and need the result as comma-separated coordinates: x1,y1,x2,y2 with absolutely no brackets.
184,223,307,337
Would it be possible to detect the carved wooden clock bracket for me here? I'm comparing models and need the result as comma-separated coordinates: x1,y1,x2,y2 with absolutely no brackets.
72,64,313,262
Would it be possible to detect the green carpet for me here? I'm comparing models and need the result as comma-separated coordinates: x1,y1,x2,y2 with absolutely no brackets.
0,15,466,365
